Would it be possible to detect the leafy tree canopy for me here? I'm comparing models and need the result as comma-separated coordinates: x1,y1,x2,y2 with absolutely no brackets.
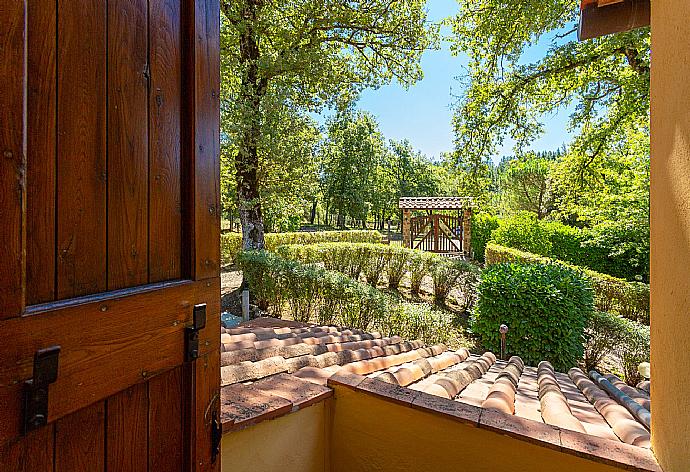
449,0,650,175
221,0,439,248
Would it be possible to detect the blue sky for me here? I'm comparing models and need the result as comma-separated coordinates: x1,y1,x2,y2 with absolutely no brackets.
321,0,577,164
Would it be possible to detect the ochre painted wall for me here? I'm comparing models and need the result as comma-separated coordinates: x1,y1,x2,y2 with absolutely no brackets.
650,0,690,470
221,401,330,472
330,386,623,472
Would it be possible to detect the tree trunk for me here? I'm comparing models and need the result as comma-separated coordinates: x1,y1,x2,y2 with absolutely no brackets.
310,199,317,225
236,0,267,250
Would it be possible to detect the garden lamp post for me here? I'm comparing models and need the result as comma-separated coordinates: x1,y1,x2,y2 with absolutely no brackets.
500,324,509,360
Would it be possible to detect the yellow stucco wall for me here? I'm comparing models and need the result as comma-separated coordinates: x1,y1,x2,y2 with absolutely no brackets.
330,386,623,472
221,401,331,472
650,1,690,470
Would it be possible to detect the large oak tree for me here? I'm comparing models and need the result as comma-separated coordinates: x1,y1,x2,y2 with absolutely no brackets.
221,0,438,249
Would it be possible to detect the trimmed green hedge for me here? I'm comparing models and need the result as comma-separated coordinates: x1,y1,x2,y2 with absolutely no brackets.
471,213,500,262
236,250,450,344
472,262,594,371
487,212,646,281
584,311,650,385
485,243,649,324
276,242,480,306
221,230,382,265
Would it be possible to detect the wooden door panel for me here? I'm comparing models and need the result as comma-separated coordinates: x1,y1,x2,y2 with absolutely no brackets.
190,0,221,282
0,278,219,442
26,0,57,306
106,383,148,472
107,0,150,290
149,0,184,284
56,0,108,300
55,401,106,472
1,0,220,470
0,425,54,472
149,367,185,472
0,0,26,319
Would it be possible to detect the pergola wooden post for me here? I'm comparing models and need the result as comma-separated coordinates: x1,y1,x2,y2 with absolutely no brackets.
398,197,475,256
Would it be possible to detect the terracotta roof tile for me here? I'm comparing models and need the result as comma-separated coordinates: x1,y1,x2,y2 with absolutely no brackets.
220,383,293,433
219,319,655,469
538,361,587,433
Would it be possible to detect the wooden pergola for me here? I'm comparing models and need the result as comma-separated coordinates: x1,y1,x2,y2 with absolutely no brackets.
399,197,475,256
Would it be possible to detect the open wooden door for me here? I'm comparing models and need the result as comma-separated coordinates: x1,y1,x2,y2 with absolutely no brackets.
0,0,220,470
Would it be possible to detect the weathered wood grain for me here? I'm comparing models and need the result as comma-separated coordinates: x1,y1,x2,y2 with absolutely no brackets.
0,278,219,442
106,383,148,472
55,402,105,471
149,367,184,472
107,0,150,290
0,0,27,319
56,0,107,299
149,0,184,283
189,0,221,283
0,425,54,472
27,0,57,305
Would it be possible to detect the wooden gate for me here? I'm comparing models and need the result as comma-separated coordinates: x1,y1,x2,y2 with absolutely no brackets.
410,214,463,253
0,0,220,470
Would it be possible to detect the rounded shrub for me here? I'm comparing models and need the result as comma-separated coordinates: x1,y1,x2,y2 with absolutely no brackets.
472,262,594,371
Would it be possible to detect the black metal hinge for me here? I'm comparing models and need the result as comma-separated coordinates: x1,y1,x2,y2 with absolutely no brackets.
23,345,61,434
211,411,221,463
185,304,207,362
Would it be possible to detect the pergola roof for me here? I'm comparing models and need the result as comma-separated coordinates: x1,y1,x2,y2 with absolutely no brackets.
398,197,475,210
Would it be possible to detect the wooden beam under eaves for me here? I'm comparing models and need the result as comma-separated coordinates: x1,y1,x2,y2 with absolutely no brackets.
578,0,650,41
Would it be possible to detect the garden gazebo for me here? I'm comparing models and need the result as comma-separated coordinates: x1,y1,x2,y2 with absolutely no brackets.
399,197,475,256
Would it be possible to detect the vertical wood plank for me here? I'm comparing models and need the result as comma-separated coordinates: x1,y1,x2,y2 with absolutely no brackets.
26,0,57,305
55,402,105,472
106,383,148,472
56,0,107,299
0,0,27,319
0,425,54,472
189,0,220,282
107,0,149,290
149,367,184,472
149,0,183,283
186,1,221,468
191,346,221,472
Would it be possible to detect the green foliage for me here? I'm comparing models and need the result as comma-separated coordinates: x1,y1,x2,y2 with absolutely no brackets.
318,114,449,229
430,259,480,305
278,242,479,309
487,213,647,282
499,152,557,219
237,250,386,329
583,311,626,372
387,247,411,289
541,220,589,267
221,230,382,265
407,251,436,295
584,311,649,385
221,0,439,246
449,0,649,180
491,212,552,255
617,318,650,386
378,302,451,346
237,250,451,345
471,213,500,262
220,108,320,233
485,243,650,324
473,262,593,371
